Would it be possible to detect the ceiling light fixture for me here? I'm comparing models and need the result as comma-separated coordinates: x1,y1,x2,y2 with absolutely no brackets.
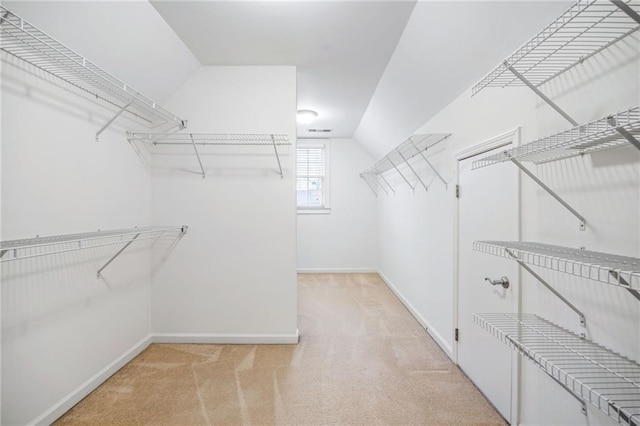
297,109,318,124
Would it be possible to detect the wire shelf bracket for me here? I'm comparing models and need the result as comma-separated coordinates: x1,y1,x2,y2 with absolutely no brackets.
475,313,640,425
505,61,578,126
508,154,586,231
504,247,586,331
361,133,451,193
0,226,188,277
473,107,640,168
474,240,640,295
127,132,291,178
0,7,187,138
472,0,640,124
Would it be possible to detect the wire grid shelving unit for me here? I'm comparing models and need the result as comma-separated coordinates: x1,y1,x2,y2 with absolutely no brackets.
127,132,291,178
0,6,186,131
472,0,640,96
474,241,640,291
473,106,640,168
475,313,640,426
360,133,451,194
1,226,187,264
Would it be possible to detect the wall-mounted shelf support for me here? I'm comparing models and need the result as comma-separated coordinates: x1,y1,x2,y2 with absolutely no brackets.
189,134,206,179
374,175,389,196
379,174,395,195
389,158,415,191
475,313,640,424
0,7,186,132
505,61,578,127
361,134,451,193
507,154,586,231
271,134,284,178
361,175,378,197
505,248,586,331
96,232,140,278
398,151,428,192
608,116,640,150
128,133,290,177
610,271,640,301
1,226,188,272
612,0,640,24
95,101,133,142
410,140,447,188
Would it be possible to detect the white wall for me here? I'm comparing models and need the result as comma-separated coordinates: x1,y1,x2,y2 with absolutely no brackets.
150,66,298,342
1,51,156,424
370,24,639,426
297,138,377,272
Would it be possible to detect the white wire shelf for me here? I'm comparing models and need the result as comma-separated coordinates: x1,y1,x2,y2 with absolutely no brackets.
359,134,450,194
474,241,640,291
127,132,290,147
0,226,187,263
127,132,291,178
472,106,640,168
472,0,640,96
0,6,186,130
475,313,640,426
361,134,450,176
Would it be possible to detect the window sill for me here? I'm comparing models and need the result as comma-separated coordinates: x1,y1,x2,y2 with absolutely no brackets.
297,207,331,215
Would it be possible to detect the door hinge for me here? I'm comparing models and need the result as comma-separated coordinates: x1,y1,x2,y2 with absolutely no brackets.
455,184,460,198
454,328,459,341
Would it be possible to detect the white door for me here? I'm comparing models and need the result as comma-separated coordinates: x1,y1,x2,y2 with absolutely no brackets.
456,142,519,421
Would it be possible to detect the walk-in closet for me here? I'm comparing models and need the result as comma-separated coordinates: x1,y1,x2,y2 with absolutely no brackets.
2,1,639,425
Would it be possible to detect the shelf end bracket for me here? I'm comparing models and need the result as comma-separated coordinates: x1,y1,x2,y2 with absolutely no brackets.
389,158,415,192
607,116,640,151
97,232,140,278
271,135,284,178
189,134,206,179
95,101,133,141
409,140,447,188
505,248,586,330
398,151,429,192
361,174,378,197
379,173,396,195
508,154,586,231
504,62,578,127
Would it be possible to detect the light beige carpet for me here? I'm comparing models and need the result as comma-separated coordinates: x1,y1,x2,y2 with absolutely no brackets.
55,273,505,425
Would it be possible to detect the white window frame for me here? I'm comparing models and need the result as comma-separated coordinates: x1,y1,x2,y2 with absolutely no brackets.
297,140,331,215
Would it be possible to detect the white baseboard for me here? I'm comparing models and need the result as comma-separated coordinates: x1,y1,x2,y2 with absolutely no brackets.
377,270,453,359
152,328,300,344
29,335,152,426
297,268,378,274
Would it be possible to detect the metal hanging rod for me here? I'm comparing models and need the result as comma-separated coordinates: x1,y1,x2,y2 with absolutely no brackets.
127,132,291,178
473,0,640,95
473,106,640,169
1,226,188,277
0,6,186,138
475,313,640,425
360,133,451,195
474,241,640,293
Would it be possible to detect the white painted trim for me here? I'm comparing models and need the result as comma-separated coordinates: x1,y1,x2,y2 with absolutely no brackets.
152,329,300,345
452,127,522,426
454,128,520,161
297,268,378,274
28,335,153,426
377,270,454,360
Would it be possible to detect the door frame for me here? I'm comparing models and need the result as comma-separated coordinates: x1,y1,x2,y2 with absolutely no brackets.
451,127,522,425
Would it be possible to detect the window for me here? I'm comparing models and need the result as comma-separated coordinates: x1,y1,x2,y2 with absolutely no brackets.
297,141,330,213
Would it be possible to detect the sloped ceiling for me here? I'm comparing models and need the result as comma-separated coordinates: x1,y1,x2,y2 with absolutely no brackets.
3,1,201,103
151,1,417,139
354,1,573,159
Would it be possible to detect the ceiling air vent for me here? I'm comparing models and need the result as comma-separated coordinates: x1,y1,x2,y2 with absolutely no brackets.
308,129,332,133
